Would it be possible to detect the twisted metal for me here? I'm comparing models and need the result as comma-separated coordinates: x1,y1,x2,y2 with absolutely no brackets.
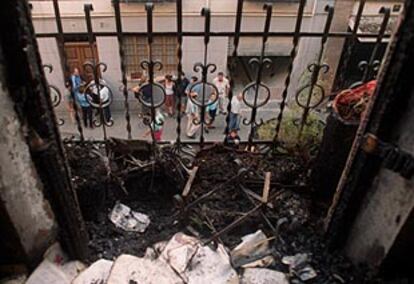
334,0,366,91
82,63,114,128
241,4,273,146
175,0,184,148
225,0,244,139
43,64,64,125
273,0,307,144
187,7,219,148
135,3,166,145
350,7,390,89
296,5,334,139
52,0,84,139
84,4,114,143
188,63,220,126
113,0,132,139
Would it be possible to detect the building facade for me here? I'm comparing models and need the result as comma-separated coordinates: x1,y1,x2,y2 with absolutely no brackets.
30,0,401,110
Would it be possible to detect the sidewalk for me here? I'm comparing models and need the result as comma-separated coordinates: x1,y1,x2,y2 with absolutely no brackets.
56,101,282,142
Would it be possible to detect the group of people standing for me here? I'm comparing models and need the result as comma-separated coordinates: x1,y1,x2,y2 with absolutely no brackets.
132,71,244,142
65,67,243,144
65,67,113,129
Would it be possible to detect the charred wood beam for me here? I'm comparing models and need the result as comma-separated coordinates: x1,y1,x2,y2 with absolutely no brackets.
203,173,274,245
0,0,88,260
182,166,199,197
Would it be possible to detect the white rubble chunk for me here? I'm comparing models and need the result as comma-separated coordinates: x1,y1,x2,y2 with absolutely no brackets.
109,202,150,233
160,232,239,284
231,230,274,268
43,242,69,265
159,232,199,274
282,253,317,281
60,261,86,281
241,268,289,284
107,254,183,284
26,260,71,284
72,259,114,284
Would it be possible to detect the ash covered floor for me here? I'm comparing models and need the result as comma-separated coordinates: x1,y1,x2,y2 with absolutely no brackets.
61,141,377,283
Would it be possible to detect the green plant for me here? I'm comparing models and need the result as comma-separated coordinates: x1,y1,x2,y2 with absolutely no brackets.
257,106,324,158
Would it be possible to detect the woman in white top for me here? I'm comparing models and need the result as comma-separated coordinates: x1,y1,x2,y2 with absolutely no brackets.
164,74,176,117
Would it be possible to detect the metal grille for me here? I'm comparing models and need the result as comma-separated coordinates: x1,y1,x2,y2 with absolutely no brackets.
35,0,395,152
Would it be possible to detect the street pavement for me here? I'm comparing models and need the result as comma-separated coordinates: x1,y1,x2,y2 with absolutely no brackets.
57,100,282,142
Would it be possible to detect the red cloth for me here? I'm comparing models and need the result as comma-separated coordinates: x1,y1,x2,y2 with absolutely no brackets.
154,130,163,141
334,80,377,121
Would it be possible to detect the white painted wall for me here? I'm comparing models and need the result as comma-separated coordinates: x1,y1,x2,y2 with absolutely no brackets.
0,71,57,260
31,0,338,110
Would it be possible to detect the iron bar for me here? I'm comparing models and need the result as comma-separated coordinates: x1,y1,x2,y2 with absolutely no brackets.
175,0,183,147
188,7,219,148
84,4,109,142
334,0,366,91
200,7,211,147
52,0,84,140
137,3,166,145
273,0,306,143
35,31,393,39
360,7,391,84
242,4,273,146
296,5,334,139
146,3,156,144
113,0,132,139
225,0,244,137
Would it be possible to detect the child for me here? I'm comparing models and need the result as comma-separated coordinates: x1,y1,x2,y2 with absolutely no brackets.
206,92,218,129
225,129,241,148
143,110,165,142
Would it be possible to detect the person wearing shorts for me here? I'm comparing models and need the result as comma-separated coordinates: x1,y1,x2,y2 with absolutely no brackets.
164,74,176,116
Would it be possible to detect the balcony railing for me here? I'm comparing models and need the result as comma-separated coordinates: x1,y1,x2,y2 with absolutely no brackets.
36,0,394,152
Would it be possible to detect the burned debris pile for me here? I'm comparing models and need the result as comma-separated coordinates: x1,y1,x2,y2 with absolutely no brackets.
62,141,373,283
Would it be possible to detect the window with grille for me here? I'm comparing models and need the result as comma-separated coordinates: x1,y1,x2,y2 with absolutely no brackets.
123,36,177,79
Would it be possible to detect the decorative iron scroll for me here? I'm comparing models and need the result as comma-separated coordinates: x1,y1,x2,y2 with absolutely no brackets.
186,7,219,148
350,7,390,89
43,64,64,125
134,3,167,144
84,4,114,142
82,63,114,127
113,0,132,139
295,5,334,138
241,4,273,145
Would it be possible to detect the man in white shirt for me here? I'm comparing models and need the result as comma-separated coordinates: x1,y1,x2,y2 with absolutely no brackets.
229,93,243,131
212,72,230,115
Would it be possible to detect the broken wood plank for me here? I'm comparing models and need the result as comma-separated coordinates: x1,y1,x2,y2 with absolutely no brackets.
203,203,263,246
241,186,274,209
178,168,250,215
182,166,199,197
203,190,284,246
262,172,271,203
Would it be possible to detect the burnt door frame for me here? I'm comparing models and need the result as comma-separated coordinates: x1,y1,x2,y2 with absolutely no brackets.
325,0,414,249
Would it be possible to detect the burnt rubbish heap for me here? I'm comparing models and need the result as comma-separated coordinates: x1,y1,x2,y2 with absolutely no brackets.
1,0,414,283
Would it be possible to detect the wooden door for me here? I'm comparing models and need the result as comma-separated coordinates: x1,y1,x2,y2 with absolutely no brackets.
65,42,99,82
